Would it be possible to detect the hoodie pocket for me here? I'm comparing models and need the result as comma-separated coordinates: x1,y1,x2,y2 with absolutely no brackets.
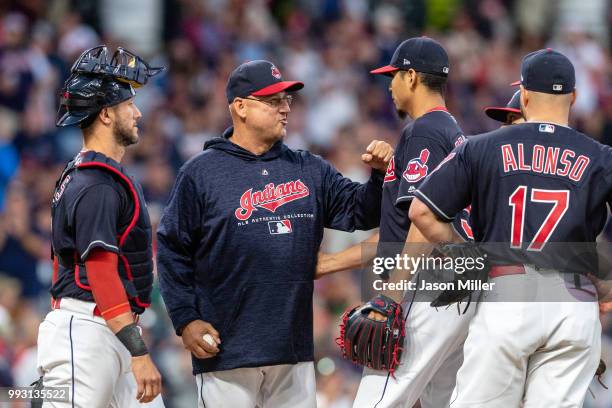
222,281,313,361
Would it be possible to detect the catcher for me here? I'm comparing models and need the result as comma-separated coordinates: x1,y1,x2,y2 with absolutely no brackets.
37,46,165,407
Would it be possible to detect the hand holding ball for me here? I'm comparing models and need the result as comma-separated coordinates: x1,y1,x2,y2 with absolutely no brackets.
203,334,216,346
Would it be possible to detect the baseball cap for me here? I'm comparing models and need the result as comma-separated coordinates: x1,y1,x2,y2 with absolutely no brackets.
226,60,304,103
484,90,522,123
511,49,575,94
370,37,449,77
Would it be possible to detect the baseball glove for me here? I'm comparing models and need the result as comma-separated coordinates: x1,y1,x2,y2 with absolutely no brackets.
337,294,405,375
428,243,490,310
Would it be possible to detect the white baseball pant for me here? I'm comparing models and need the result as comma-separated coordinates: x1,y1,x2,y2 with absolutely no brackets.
450,267,601,408
195,362,315,407
36,297,164,408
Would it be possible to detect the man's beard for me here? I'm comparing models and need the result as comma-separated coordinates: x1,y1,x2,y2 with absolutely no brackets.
396,108,408,120
113,120,138,147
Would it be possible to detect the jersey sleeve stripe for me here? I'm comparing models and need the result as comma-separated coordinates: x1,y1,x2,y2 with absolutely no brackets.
396,195,415,205
100,302,131,319
450,221,468,242
413,190,454,221
81,240,120,260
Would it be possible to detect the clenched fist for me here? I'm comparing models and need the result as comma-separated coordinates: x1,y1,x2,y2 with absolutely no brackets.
361,140,394,173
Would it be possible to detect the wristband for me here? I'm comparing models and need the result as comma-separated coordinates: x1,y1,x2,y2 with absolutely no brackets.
115,323,148,356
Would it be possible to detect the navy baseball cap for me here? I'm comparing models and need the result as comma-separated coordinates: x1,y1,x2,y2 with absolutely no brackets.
511,49,575,94
370,37,449,77
226,60,304,103
484,90,522,123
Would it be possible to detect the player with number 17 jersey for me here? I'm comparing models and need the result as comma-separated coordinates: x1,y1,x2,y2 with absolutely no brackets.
415,122,612,253
412,48,609,408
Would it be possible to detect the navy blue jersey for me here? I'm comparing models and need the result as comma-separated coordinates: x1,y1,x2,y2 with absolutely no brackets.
52,178,131,260
416,122,612,268
51,151,154,313
379,108,467,243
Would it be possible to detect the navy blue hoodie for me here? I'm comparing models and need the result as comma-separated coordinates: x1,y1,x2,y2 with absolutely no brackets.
157,127,383,374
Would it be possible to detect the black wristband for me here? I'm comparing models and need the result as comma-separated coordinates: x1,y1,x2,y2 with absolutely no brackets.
116,323,148,356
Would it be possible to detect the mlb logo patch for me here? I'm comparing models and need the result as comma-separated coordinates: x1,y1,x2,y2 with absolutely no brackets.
539,124,555,133
552,84,563,91
268,220,292,234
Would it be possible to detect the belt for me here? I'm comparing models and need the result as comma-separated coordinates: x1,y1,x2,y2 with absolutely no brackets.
51,298,140,323
489,265,526,278
51,297,102,316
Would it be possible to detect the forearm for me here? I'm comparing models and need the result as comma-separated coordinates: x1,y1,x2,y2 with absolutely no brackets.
316,232,379,279
353,140,392,229
85,250,148,356
156,239,201,334
324,164,385,231
379,224,431,303
156,171,205,333
354,170,384,230
106,312,139,334
85,249,132,322
409,198,461,243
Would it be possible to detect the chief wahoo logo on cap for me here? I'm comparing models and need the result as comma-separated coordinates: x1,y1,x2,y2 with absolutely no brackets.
271,65,282,79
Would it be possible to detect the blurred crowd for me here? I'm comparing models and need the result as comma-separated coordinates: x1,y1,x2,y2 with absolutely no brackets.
0,0,609,406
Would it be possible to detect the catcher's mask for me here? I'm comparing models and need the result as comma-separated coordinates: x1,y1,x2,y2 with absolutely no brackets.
56,45,164,128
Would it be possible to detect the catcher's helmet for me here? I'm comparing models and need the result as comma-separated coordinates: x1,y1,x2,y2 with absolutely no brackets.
56,45,164,128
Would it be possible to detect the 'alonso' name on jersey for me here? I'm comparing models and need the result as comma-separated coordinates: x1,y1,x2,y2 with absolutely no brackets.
500,143,589,182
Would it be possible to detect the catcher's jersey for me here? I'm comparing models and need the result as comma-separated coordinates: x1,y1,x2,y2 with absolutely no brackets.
416,122,612,246
379,108,467,243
